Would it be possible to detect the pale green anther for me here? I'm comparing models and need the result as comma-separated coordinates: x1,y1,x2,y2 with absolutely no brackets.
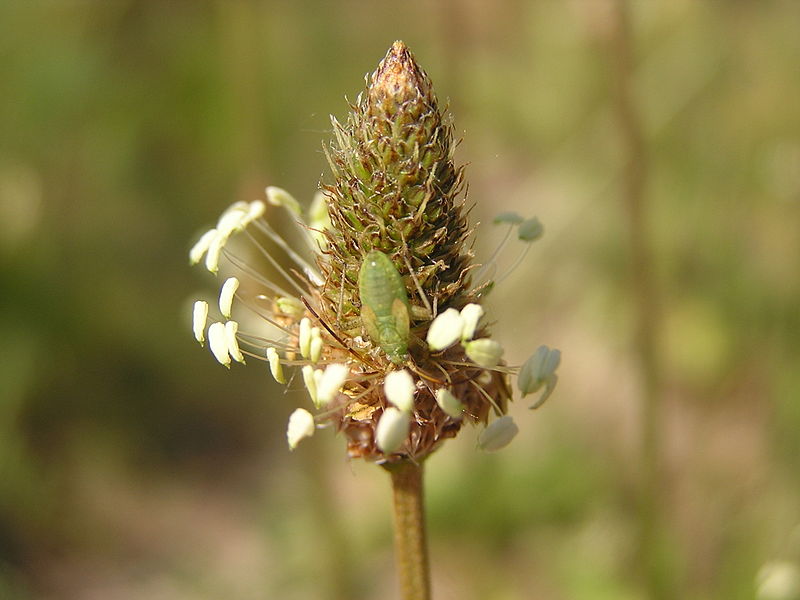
301,365,318,405
309,191,332,250
518,217,544,242
219,277,239,319
459,303,484,341
518,345,561,408
309,327,323,363
316,363,350,406
465,338,504,368
478,415,519,452
192,300,209,344
189,229,218,265
426,308,464,351
435,388,464,418
225,320,245,364
204,233,226,274
493,212,524,225
309,191,330,225
207,322,230,368
384,370,415,413
216,201,249,237
275,296,305,320
375,407,411,454
286,408,315,450
266,186,303,218
298,317,312,359
266,347,285,384
244,200,266,224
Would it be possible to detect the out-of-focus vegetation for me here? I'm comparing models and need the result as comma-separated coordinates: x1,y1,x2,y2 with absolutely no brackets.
1,1,799,599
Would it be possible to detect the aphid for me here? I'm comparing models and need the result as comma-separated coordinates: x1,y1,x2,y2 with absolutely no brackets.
358,250,411,364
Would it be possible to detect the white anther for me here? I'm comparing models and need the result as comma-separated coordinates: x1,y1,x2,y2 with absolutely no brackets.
459,303,484,341
192,300,209,344
375,407,411,454
384,370,415,413
316,364,350,407
266,347,285,384
286,408,315,450
478,416,519,452
189,229,218,265
464,338,504,368
225,320,245,364
219,277,239,319
426,308,464,351
435,388,464,419
207,322,230,367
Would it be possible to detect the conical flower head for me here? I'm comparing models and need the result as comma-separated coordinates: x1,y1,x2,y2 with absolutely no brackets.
188,42,560,465
320,41,472,334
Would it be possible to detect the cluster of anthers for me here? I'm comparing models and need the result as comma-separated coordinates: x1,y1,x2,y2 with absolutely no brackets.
187,41,560,465
188,188,559,463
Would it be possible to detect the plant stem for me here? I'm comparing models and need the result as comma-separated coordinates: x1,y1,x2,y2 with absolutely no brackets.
385,460,431,600
608,2,671,599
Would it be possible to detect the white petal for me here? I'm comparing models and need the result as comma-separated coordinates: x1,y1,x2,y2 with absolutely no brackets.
302,365,317,405
309,327,323,363
459,303,484,341
189,229,218,265
384,370,415,413
207,322,231,367
266,347,285,384
426,308,464,351
465,338,504,368
375,407,411,454
225,320,245,364
286,408,315,450
435,388,464,418
192,300,209,344
316,363,350,406
299,317,312,359
265,186,303,217
478,416,519,452
218,277,239,319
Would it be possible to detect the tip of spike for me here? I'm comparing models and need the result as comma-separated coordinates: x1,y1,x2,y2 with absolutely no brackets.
369,40,430,102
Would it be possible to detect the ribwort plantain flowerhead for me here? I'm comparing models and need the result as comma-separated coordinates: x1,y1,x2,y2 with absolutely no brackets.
188,41,560,464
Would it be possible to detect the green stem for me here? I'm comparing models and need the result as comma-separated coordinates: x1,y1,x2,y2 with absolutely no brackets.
385,460,431,600
608,2,671,598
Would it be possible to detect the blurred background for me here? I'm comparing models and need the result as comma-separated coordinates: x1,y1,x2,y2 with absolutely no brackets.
2,1,799,598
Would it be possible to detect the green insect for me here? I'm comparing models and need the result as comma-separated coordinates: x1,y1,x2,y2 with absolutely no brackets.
358,250,411,365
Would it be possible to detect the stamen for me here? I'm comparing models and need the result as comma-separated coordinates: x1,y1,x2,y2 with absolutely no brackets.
189,229,218,265
192,300,209,344
286,408,315,449
219,277,239,319
207,322,231,367
225,321,245,364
